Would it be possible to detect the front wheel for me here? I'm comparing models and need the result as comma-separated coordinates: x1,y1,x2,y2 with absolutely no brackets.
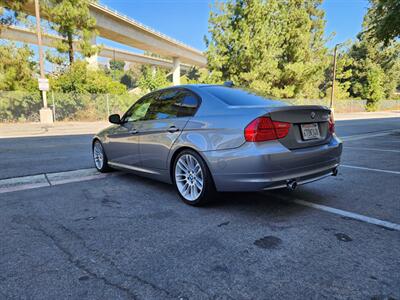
93,140,111,173
173,150,216,206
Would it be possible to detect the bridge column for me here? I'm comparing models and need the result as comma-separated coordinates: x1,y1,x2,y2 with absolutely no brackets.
172,57,180,85
86,36,98,70
124,61,130,71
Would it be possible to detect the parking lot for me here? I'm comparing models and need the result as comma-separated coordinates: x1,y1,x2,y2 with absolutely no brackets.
0,116,399,299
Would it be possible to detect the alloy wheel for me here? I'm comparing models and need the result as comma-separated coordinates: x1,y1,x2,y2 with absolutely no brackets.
175,154,204,201
93,142,104,170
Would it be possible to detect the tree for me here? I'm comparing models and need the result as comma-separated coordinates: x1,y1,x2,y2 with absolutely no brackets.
0,43,36,91
0,42,41,122
347,9,400,110
51,60,126,94
43,0,99,64
109,60,125,71
138,66,170,92
323,44,354,100
206,0,329,99
365,0,400,46
0,0,29,25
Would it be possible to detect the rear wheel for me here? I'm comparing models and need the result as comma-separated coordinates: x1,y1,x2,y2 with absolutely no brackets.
93,140,111,172
173,150,216,206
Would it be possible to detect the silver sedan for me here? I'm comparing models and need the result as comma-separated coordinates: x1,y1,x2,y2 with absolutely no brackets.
93,85,342,205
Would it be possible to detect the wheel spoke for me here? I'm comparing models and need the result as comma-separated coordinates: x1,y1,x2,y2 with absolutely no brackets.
195,178,203,190
177,160,189,172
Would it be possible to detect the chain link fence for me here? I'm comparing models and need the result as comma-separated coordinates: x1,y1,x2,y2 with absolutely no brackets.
1,91,399,123
0,91,140,122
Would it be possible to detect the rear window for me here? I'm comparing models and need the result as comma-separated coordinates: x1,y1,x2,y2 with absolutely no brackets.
202,86,287,107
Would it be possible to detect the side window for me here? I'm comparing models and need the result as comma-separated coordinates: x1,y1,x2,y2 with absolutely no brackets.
122,93,157,122
144,89,182,120
177,92,199,117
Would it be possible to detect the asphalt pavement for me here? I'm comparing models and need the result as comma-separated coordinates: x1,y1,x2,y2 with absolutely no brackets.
0,116,399,299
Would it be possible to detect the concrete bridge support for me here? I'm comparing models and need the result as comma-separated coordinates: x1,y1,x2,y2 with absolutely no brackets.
172,57,180,85
86,36,98,70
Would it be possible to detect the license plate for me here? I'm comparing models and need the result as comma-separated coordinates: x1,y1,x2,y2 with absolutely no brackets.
301,123,320,140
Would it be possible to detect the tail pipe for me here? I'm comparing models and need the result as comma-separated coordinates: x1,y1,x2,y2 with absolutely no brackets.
332,167,339,176
286,179,297,191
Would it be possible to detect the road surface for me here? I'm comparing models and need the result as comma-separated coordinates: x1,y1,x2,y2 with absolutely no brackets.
0,116,399,299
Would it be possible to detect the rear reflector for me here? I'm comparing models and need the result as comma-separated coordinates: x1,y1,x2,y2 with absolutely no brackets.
244,117,291,142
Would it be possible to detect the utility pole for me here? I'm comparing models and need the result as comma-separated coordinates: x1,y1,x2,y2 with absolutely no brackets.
34,0,53,123
330,44,339,109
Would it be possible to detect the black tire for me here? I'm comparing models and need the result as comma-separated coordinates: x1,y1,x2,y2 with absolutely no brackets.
173,149,217,206
92,140,112,173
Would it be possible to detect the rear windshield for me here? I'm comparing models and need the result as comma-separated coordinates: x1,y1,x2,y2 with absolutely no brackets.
202,86,288,107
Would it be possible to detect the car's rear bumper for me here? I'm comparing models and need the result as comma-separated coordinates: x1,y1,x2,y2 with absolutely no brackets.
201,136,342,192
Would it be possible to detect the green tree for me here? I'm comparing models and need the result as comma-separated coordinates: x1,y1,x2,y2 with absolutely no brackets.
365,0,400,46
206,0,328,99
0,0,28,25
43,0,99,64
0,42,41,122
0,43,36,91
109,60,125,71
120,72,136,89
138,66,170,92
347,10,400,109
324,45,354,100
51,60,126,94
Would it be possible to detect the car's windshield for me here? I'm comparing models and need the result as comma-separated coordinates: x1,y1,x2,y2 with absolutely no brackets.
201,86,288,107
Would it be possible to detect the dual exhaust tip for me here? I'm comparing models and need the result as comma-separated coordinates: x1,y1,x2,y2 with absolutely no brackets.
286,167,339,191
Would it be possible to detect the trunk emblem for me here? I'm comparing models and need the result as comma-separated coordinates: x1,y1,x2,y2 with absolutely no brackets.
310,112,316,119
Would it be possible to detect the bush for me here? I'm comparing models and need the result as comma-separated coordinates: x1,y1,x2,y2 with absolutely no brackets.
0,91,42,122
50,61,127,95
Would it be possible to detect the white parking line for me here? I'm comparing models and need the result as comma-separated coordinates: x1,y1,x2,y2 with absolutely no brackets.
341,130,399,141
344,146,400,153
341,164,400,175
0,168,112,194
3,167,399,231
292,198,400,231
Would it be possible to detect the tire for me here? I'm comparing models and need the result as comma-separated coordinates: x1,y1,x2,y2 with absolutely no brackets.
173,149,217,206
92,140,111,173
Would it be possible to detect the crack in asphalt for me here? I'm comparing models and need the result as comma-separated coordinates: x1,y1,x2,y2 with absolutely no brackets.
11,215,174,300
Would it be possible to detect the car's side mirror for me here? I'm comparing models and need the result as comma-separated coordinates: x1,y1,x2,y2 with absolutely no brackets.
108,114,121,124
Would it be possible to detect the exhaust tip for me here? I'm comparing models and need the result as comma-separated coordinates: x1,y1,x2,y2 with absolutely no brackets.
332,167,338,177
286,179,297,191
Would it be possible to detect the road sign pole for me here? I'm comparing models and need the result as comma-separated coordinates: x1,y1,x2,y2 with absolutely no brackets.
34,0,53,123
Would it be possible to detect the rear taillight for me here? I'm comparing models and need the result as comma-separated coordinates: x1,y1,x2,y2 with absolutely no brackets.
328,112,335,134
244,117,291,142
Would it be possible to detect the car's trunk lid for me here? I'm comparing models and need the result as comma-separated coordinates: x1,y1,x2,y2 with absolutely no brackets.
267,105,332,149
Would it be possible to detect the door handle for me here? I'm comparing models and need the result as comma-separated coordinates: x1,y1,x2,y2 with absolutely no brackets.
167,126,179,133
129,129,138,134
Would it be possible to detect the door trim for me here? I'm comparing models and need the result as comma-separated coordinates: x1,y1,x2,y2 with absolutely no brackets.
108,161,161,175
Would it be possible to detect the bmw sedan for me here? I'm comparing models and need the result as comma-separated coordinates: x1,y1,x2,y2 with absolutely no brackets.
92,84,342,206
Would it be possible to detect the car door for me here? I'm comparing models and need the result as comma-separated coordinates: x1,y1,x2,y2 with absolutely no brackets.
105,94,156,166
138,89,200,170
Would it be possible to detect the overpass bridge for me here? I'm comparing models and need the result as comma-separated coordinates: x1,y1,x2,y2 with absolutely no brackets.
17,1,207,85
0,26,192,71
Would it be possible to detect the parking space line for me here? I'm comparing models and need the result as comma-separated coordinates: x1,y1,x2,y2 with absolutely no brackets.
341,164,400,175
344,146,400,153
291,198,400,231
341,129,399,141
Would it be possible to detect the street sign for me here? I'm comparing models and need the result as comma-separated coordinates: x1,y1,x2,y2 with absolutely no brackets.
38,78,50,91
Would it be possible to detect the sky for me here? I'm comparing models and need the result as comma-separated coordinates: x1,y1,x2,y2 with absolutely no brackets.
99,0,370,52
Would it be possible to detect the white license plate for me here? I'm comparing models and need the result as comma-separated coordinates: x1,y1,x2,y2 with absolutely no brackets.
301,123,320,140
